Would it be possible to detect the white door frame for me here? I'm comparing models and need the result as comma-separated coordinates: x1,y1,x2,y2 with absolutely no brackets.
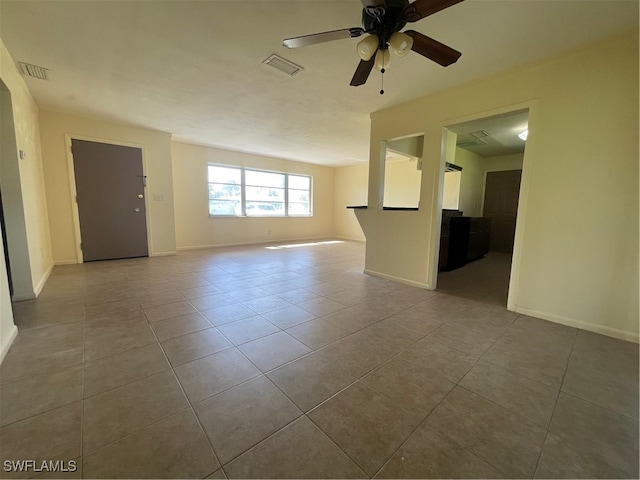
432,100,538,311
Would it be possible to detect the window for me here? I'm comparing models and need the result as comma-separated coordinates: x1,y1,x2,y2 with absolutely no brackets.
208,165,312,217
208,165,242,215
288,174,311,215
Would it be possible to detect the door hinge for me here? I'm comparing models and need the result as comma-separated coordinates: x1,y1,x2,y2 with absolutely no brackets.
79,242,82,251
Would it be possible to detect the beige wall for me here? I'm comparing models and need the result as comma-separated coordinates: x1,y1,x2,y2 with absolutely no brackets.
356,30,639,341
172,142,334,248
0,38,52,361
484,153,524,173
451,150,524,217
333,164,368,241
452,148,484,217
383,158,422,208
442,171,461,210
39,111,176,263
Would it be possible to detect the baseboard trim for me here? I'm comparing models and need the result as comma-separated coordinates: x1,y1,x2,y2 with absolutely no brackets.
363,269,431,289
54,259,79,266
514,305,639,344
33,262,54,297
0,324,18,365
150,251,177,257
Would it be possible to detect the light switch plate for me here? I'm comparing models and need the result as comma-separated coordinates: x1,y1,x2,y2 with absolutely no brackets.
153,193,164,201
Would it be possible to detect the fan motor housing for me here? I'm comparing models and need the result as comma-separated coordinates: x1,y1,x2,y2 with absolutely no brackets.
362,0,409,46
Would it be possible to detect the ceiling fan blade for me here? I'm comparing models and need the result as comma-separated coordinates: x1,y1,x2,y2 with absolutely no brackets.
283,28,364,49
405,30,461,66
350,57,376,86
403,0,464,22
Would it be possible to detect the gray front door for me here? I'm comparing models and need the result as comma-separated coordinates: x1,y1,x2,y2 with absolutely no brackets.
72,139,148,261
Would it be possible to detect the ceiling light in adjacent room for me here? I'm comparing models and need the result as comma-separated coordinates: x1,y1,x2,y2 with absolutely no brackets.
518,129,528,141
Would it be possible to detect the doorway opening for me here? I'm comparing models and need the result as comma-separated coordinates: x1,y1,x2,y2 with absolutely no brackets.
436,109,529,304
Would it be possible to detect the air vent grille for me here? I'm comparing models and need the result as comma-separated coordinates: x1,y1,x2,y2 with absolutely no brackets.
18,62,49,80
263,54,303,76
470,130,489,139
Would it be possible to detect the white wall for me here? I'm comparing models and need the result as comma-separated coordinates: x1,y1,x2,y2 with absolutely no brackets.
356,30,639,342
172,141,334,248
39,111,176,263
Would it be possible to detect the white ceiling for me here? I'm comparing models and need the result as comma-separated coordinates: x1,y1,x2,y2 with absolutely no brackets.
449,109,529,158
0,0,637,167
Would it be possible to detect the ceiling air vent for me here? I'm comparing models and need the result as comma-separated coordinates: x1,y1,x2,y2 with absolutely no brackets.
18,62,49,80
263,54,303,76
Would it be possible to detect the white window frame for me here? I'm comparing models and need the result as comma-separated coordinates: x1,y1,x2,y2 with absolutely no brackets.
208,164,313,218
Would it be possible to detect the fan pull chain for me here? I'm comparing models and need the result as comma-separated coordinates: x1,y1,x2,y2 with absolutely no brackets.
379,49,385,95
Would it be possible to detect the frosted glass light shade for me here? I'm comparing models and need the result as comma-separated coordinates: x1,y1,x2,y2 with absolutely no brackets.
518,129,528,141
389,32,413,57
357,35,379,61
374,49,390,71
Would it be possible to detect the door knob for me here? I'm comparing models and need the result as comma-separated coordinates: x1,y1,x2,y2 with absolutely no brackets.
134,208,140,212
138,194,144,199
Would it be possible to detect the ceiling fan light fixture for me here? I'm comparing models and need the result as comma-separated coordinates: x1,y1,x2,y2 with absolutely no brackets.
389,32,413,58
374,49,390,71
357,34,379,61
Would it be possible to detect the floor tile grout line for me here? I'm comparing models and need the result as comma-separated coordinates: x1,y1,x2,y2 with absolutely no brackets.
530,327,579,477
302,412,372,478
79,300,87,478
363,311,542,479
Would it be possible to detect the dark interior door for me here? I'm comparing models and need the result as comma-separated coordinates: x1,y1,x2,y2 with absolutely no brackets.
483,170,522,253
72,139,148,262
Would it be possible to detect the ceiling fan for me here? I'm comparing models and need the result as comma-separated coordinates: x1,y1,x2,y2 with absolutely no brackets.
283,0,464,92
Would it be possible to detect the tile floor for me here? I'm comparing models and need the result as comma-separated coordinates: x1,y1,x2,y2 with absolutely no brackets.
0,240,638,479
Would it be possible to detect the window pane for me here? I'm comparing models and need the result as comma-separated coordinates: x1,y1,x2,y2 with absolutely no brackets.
288,188,309,203
288,202,310,215
208,165,241,184
289,175,310,190
209,200,241,216
245,186,285,202
246,201,284,216
245,170,284,188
